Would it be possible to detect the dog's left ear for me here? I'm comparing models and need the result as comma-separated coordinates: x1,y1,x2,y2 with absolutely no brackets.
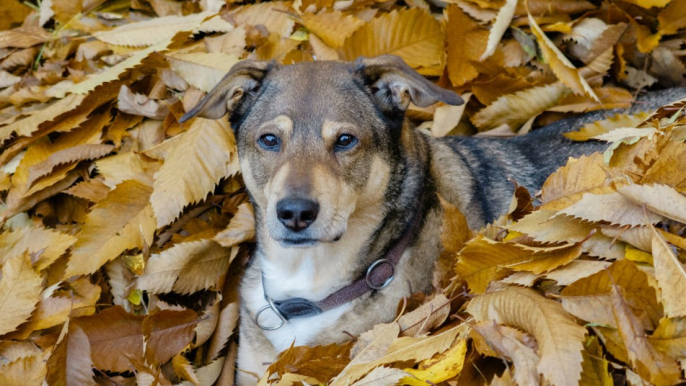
354,55,463,113
179,60,274,123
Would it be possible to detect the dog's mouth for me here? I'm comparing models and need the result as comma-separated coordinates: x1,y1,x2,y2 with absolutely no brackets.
276,234,343,248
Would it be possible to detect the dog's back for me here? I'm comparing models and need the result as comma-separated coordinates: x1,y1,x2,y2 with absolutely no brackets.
432,87,686,227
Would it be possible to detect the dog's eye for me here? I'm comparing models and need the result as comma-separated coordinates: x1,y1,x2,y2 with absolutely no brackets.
335,134,357,150
258,134,280,150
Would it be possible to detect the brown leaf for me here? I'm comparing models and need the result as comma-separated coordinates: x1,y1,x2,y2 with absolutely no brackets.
445,5,487,86
46,323,96,386
144,309,198,365
76,306,145,373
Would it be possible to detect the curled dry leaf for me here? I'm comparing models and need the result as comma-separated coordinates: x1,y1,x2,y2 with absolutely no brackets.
610,284,682,386
528,13,598,102
214,201,256,247
467,286,587,386
117,86,170,119
560,259,662,331
472,322,540,386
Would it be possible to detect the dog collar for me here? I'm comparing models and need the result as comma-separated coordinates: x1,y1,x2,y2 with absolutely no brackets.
255,194,425,331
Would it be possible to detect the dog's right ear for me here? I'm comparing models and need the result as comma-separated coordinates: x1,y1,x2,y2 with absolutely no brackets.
179,60,274,123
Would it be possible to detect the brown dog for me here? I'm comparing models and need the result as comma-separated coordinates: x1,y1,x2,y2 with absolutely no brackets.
180,55,679,383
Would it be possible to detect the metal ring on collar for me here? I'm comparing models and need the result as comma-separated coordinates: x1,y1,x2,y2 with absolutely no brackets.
365,258,395,290
255,297,286,331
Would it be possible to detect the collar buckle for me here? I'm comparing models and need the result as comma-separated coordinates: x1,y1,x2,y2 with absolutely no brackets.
255,295,286,331
365,258,396,290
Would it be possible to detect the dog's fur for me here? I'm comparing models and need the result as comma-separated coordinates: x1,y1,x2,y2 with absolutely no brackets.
181,56,686,384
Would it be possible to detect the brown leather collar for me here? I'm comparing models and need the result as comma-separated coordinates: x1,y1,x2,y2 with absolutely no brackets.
255,187,425,331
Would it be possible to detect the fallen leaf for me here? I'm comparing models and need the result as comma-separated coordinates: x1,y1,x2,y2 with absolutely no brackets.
467,286,587,386
340,8,445,76
0,252,43,336
151,117,238,228
650,228,686,318
65,179,156,278
610,284,681,385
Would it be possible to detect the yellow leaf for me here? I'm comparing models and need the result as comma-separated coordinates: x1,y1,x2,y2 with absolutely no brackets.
402,338,468,386
397,294,451,337
651,228,686,318
331,324,467,386
579,336,613,386
455,235,532,293
0,252,43,336
471,83,569,131
540,153,610,210
658,0,686,35
299,10,364,48
528,13,599,101
648,317,686,358
339,8,445,76
151,117,239,228
622,0,671,8
467,286,587,386
625,245,654,264
445,5,486,86
65,179,156,278
564,111,650,141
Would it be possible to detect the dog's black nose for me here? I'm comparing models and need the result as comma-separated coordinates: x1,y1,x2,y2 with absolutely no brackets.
276,198,319,232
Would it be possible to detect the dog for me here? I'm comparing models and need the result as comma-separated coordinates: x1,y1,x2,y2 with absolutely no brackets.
179,55,686,384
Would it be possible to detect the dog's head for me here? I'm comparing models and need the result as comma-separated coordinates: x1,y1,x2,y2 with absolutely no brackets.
181,55,462,248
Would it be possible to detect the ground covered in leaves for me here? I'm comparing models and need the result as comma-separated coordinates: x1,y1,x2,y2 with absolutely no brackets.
1,0,686,385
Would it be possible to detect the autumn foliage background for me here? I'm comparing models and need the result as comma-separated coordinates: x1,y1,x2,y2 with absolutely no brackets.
1,0,686,385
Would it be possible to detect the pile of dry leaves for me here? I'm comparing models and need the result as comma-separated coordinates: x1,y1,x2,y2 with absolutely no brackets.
0,0,685,385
